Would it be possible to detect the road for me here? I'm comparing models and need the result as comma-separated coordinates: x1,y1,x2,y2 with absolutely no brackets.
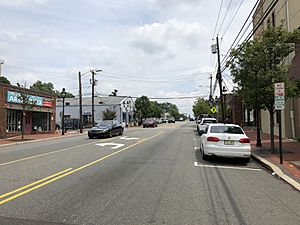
0,122,299,225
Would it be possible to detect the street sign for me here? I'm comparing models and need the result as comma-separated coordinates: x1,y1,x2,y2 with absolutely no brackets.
274,83,285,110
210,107,217,114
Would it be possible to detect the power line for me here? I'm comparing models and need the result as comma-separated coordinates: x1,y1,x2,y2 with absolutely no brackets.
221,0,245,38
212,0,224,39
217,0,234,35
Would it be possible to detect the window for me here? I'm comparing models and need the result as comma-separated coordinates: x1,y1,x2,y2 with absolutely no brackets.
210,126,244,134
65,102,70,106
271,11,275,27
6,109,22,132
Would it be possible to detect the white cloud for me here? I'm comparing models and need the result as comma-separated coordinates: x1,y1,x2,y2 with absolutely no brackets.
130,19,209,58
0,0,47,7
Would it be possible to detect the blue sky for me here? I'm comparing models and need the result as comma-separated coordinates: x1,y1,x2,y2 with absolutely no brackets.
0,0,257,115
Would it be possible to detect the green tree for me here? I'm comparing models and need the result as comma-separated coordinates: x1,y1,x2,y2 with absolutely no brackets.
102,109,117,120
30,80,74,97
192,98,210,117
227,26,300,150
0,76,11,84
135,96,151,121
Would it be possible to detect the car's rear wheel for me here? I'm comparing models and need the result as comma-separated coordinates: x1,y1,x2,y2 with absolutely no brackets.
201,146,209,160
243,157,250,164
119,129,123,135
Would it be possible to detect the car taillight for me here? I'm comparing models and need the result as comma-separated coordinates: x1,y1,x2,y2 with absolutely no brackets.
207,137,220,142
239,138,250,143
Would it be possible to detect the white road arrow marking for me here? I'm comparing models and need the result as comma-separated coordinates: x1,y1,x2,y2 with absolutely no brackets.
119,136,140,140
96,143,125,149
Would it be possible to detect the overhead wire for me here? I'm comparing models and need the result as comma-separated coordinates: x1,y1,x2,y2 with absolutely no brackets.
217,0,234,36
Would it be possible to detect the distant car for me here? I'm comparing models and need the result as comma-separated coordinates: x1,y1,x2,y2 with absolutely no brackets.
88,120,124,138
197,118,217,135
199,124,251,163
143,118,157,128
168,118,175,123
64,118,80,130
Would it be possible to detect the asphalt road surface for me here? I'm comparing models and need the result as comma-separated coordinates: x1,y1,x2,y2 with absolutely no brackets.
0,122,299,225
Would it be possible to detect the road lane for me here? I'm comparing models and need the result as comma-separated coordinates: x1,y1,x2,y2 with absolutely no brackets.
0,122,299,225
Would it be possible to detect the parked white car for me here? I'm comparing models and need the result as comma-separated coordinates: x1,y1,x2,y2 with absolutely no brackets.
197,118,218,135
199,123,251,163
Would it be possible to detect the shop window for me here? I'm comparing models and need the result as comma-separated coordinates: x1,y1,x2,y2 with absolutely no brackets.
66,102,70,106
6,109,22,132
32,112,50,132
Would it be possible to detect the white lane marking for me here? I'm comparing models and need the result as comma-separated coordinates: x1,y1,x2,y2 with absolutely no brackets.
119,136,140,140
193,162,262,171
96,143,125,150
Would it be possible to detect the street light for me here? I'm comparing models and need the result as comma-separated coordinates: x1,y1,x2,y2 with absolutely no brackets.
61,88,66,135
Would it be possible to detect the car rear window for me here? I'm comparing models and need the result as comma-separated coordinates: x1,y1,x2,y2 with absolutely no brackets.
202,120,217,124
210,126,244,134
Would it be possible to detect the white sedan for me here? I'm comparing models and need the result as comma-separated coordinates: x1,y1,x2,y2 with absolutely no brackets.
199,124,251,163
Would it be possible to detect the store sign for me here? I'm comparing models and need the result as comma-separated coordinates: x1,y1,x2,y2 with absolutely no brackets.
7,91,48,107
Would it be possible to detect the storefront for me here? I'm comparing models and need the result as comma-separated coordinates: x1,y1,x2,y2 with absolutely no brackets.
0,83,56,139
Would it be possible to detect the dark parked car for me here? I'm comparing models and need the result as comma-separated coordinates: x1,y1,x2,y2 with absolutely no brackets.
64,118,80,130
88,120,124,138
143,118,157,128
168,117,175,123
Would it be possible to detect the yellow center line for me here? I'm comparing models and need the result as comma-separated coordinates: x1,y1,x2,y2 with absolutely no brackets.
0,168,73,200
0,136,119,166
0,131,163,206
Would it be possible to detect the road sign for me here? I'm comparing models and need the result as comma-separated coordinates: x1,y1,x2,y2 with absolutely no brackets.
210,107,217,114
274,83,285,110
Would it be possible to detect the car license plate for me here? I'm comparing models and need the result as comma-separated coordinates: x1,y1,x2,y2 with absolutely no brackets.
224,140,234,145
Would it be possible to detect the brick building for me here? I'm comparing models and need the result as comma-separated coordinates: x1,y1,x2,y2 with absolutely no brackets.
0,83,56,139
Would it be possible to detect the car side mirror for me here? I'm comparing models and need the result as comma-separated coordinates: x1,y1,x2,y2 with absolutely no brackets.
199,130,204,136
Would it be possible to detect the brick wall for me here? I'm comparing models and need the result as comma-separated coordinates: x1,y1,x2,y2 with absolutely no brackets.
0,83,56,138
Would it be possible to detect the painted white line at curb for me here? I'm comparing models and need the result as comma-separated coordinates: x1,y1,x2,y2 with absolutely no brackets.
251,153,300,191
194,162,262,171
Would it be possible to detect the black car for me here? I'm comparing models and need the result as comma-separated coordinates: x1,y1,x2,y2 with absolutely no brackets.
168,117,175,123
64,118,79,130
88,120,124,138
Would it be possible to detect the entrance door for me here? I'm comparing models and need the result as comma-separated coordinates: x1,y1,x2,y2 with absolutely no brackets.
25,111,32,134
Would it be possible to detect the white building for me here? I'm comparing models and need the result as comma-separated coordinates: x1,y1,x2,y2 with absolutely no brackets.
56,96,135,127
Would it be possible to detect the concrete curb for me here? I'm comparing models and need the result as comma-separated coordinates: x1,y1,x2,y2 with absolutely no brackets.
0,132,87,148
251,153,300,192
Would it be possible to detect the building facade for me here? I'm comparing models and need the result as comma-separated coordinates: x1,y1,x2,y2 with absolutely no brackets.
253,0,300,139
56,96,135,127
0,83,56,139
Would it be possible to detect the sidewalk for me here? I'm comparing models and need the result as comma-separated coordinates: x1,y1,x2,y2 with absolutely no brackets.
245,128,300,186
0,130,86,147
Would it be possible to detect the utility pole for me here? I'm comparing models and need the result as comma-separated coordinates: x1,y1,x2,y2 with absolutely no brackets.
209,73,213,100
78,71,83,133
216,36,225,122
91,70,95,127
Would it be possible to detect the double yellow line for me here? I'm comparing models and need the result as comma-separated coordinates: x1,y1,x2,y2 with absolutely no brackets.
0,131,163,206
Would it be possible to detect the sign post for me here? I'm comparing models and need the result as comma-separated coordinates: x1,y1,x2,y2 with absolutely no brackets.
274,82,285,164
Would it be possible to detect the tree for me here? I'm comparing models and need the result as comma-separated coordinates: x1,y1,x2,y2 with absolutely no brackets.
0,76,11,84
102,109,117,120
192,98,210,117
109,89,118,96
135,96,151,121
30,80,75,97
227,26,300,151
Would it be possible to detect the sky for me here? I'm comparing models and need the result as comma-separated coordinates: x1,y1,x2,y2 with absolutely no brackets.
0,0,257,116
